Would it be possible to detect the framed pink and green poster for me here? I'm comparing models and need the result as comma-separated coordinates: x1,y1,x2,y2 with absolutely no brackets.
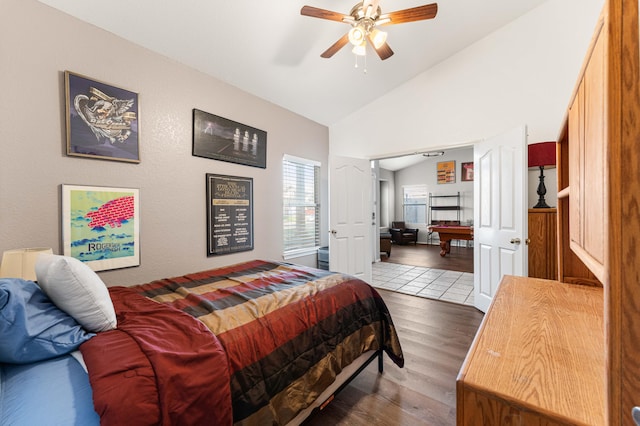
62,184,140,271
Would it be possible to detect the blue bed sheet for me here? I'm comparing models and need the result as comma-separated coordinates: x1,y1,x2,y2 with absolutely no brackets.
0,353,99,425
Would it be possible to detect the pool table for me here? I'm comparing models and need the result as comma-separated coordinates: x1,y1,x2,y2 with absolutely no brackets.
429,225,474,257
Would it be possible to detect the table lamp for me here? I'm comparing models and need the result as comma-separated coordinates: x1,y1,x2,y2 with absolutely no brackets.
0,248,53,281
528,141,557,208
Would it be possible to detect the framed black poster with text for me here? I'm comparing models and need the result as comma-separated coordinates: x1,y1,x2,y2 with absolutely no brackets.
206,174,254,256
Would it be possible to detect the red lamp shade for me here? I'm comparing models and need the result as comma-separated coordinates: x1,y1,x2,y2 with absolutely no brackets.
528,141,556,168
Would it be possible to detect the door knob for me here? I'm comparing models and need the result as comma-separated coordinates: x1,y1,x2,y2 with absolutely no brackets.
329,230,337,235
510,238,521,244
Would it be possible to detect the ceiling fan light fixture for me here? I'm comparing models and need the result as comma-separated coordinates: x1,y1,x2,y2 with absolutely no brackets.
348,25,366,46
352,42,367,56
422,151,445,157
301,1,439,62
370,28,387,49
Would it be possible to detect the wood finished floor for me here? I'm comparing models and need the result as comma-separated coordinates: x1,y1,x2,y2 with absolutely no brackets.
382,243,474,273
304,289,484,426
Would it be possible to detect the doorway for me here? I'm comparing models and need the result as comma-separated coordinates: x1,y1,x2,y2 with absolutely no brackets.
371,147,475,305
373,146,475,259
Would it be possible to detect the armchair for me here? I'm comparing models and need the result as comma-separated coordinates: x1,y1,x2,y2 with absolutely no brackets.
390,221,419,245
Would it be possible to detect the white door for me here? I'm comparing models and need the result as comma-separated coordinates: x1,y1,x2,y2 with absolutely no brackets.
474,126,528,312
329,156,372,282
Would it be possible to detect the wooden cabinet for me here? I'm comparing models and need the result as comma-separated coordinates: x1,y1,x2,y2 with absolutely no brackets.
528,208,557,280
458,1,640,424
457,276,605,426
567,26,607,283
560,1,640,420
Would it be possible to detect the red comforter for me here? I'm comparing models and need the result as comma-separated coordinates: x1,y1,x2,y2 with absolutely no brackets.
81,260,404,425
80,286,233,425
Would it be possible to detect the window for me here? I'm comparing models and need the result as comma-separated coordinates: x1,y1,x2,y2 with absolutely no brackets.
403,185,427,225
283,155,320,258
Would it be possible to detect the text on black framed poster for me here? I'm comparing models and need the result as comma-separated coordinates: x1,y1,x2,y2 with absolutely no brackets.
206,174,254,256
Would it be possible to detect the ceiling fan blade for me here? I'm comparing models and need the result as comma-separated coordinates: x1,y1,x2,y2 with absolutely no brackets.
321,33,350,58
382,3,438,25
301,5,349,23
368,35,394,60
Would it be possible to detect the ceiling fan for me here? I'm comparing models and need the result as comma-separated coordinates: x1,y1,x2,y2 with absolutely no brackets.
300,1,438,61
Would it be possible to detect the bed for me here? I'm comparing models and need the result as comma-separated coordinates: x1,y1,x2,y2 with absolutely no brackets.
0,257,404,425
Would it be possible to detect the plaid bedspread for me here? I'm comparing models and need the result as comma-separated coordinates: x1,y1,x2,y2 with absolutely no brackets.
135,260,404,425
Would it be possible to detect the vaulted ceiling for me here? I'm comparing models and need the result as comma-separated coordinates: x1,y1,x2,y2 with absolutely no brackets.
37,0,548,127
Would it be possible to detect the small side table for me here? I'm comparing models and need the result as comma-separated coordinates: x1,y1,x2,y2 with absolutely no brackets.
380,233,392,257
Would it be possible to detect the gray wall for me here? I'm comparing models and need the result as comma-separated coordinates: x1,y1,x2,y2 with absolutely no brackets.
378,168,395,230
393,147,474,244
0,0,329,286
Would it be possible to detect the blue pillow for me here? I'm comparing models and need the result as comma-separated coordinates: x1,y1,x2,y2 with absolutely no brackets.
0,278,94,363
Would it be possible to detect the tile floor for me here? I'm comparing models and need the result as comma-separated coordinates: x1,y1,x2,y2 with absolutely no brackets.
371,261,475,306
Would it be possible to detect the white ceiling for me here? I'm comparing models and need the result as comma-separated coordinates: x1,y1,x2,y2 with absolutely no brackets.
36,0,548,130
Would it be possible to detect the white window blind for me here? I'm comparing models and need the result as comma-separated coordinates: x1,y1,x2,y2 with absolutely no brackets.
283,155,320,256
403,185,428,225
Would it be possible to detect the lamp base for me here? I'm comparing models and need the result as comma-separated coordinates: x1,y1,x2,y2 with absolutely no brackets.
533,200,551,209
533,166,551,209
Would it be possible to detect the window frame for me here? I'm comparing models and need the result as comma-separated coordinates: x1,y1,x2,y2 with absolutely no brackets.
282,154,321,259
402,184,428,226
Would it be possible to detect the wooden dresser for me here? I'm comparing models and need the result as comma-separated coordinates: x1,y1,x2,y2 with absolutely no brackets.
456,276,605,425
528,208,557,279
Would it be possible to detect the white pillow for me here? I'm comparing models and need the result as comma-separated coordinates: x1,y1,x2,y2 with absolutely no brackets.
35,254,116,332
